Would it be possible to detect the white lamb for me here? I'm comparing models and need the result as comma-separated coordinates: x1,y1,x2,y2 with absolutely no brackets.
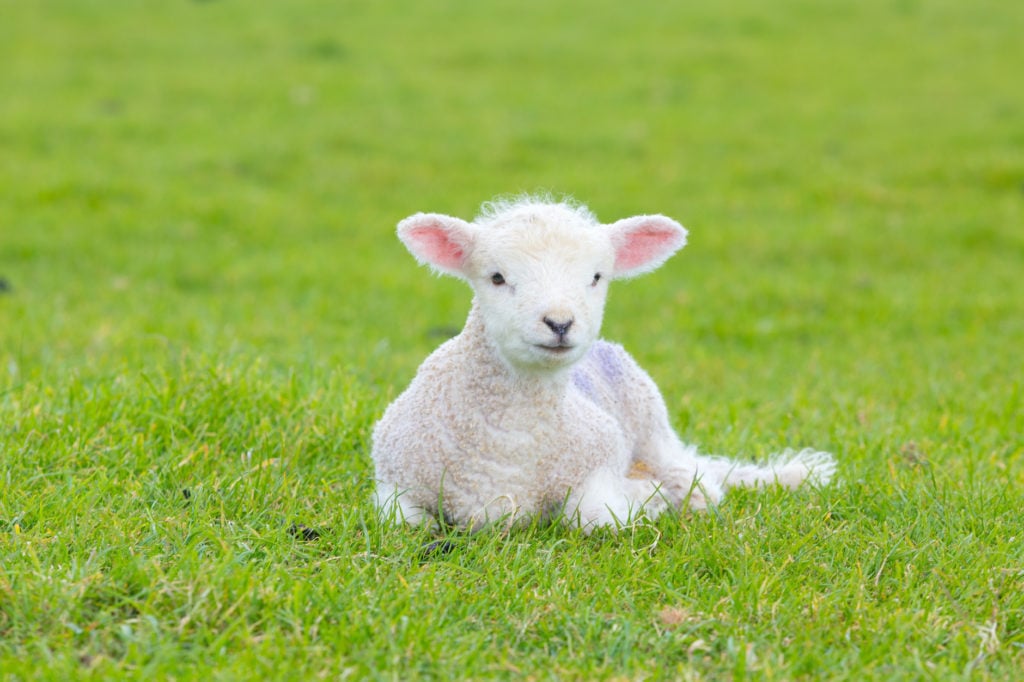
372,196,835,532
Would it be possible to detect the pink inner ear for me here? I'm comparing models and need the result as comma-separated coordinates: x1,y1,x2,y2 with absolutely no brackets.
615,225,680,272
406,225,465,271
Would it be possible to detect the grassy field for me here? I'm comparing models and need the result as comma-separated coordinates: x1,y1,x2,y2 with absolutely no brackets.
1,0,1022,678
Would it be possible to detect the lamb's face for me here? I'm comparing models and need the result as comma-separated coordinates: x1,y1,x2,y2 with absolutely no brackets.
467,213,614,372
397,198,687,375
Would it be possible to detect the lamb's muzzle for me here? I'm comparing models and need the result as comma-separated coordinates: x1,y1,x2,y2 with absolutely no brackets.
542,316,573,341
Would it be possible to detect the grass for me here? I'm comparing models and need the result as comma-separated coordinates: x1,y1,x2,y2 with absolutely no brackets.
1,0,1022,678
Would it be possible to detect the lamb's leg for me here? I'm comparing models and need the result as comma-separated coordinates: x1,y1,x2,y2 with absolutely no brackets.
374,483,437,528
631,432,725,511
565,468,668,533
637,431,835,504
376,479,532,532
630,403,833,506
694,448,836,490
460,494,522,531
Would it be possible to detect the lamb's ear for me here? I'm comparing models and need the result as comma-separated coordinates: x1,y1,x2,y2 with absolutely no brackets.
608,214,688,279
397,213,476,278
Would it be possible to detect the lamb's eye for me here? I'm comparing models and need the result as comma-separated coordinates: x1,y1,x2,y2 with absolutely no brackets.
591,273,602,286
491,273,506,286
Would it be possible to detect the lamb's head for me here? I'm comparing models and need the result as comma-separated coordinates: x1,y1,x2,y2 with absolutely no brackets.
398,198,687,372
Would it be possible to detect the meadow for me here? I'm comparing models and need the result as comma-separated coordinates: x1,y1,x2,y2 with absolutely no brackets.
1,0,1022,679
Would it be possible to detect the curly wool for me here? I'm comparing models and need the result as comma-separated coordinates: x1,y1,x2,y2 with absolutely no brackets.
372,197,835,532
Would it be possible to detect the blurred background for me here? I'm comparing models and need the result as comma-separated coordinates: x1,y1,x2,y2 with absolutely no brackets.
1,0,1021,446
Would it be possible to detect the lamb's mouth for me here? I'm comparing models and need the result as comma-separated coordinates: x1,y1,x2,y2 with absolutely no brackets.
536,344,575,354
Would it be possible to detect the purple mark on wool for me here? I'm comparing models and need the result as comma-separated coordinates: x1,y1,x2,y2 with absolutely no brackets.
591,341,625,382
571,366,597,401
573,342,625,402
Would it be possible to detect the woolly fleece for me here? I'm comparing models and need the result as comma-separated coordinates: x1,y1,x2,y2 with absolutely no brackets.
372,197,835,531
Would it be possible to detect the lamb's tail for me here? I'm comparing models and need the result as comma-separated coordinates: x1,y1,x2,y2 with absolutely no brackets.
697,448,836,491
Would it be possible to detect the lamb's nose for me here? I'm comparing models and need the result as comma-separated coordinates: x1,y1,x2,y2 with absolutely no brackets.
543,317,574,338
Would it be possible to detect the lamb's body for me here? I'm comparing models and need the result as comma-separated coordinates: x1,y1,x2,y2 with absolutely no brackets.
373,197,835,531
375,312,662,529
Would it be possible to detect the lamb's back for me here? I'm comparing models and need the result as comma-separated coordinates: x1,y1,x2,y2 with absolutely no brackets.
570,340,671,450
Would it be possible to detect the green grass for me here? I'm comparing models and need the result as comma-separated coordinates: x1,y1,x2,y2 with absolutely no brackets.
1,0,1022,678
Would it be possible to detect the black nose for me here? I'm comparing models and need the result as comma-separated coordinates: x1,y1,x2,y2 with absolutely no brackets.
543,317,573,338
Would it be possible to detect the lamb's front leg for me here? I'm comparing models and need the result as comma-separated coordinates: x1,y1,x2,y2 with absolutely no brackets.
374,483,439,529
564,468,668,533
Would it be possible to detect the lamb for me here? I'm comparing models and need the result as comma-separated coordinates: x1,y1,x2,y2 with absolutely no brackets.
372,196,835,532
